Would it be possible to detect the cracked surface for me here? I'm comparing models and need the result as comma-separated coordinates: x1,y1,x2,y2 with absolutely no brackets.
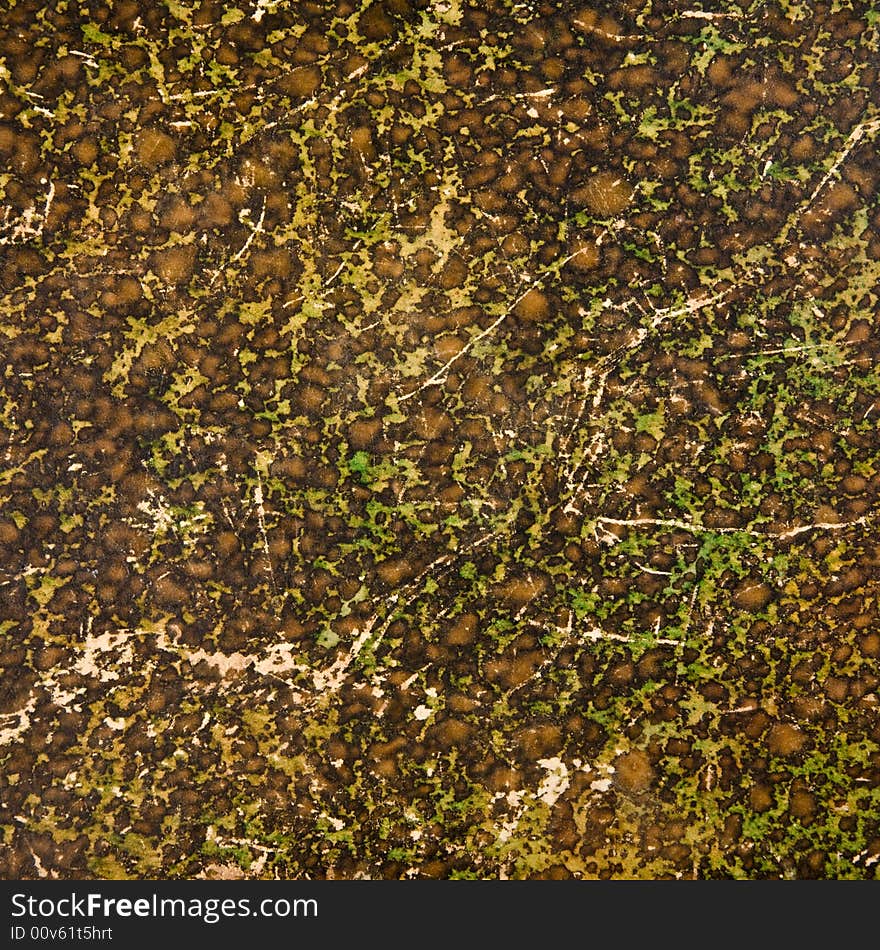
1,0,880,879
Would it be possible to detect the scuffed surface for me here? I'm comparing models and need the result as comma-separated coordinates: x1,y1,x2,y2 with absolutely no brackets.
1,0,880,879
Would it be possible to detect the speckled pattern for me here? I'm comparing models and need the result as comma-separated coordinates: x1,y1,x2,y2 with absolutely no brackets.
1,0,879,880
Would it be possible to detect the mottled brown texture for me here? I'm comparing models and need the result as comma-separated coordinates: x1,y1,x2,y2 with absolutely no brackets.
1,0,879,882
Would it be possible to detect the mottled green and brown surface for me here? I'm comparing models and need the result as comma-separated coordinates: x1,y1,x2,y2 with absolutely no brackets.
1,0,880,880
